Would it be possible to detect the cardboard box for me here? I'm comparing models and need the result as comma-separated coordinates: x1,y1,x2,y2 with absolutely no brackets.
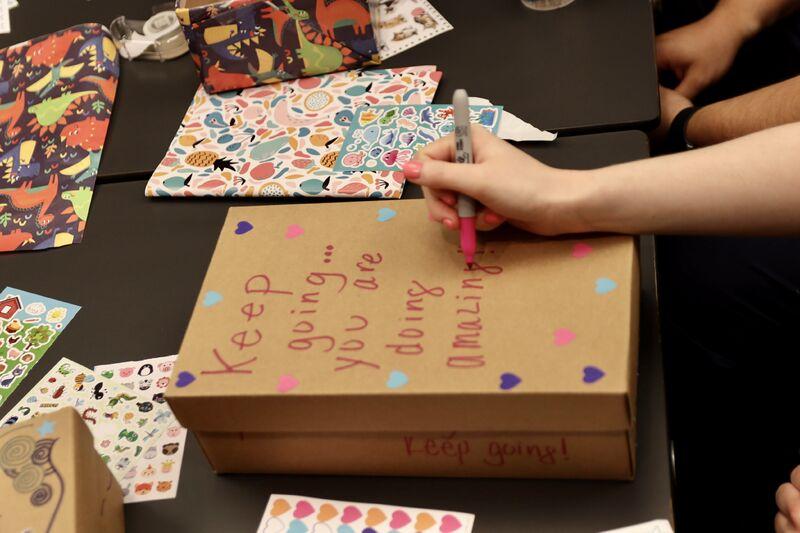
168,199,639,479
0,407,124,532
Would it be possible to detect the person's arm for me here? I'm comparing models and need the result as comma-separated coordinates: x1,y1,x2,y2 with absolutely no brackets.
685,75,800,146
656,0,800,98
403,122,800,237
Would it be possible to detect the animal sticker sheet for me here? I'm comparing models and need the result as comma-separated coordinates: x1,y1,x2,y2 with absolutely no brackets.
0,287,80,407
257,494,475,533
146,66,442,199
334,105,502,172
371,0,453,59
1,357,168,492
95,355,186,503
0,23,119,252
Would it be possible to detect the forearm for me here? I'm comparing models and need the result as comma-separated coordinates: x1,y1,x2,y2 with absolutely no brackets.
687,76,800,146
714,0,800,40
582,122,800,235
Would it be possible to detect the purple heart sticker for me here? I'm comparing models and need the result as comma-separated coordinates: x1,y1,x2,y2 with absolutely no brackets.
175,371,196,388
582,366,605,384
235,221,253,235
499,372,521,391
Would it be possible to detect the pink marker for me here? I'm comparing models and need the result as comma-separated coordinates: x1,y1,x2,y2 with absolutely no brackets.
453,89,476,268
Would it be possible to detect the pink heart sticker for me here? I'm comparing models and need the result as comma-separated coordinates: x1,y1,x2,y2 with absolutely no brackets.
293,500,314,518
390,510,411,529
571,242,592,258
553,328,575,346
440,514,462,532
285,224,304,239
342,505,362,524
277,374,299,393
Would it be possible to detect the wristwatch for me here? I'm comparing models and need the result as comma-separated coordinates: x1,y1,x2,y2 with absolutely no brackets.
666,106,699,152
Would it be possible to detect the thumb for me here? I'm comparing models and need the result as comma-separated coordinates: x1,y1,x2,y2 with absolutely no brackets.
403,160,486,198
675,68,705,99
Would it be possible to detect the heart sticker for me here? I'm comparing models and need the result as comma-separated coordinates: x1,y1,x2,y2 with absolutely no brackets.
293,500,314,518
277,374,299,393
499,372,521,391
572,242,592,258
595,277,617,295
553,328,575,346
414,512,436,531
336,526,354,533
286,519,309,533
202,291,222,307
341,505,362,524
583,366,606,384
390,510,411,529
317,503,338,522
270,498,291,517
365,508,386,526
386,370,408,389
440,515,462,533
175,371,196,388
285,224,304,239
377,208,396,222
235,221,253,235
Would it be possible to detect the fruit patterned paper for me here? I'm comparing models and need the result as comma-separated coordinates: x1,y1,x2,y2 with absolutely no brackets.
370,0,453,60
176,0,380,94
257,494,475,533
0,23,119,252
0,287,80,408
95,355,187,503
1,357,168,492
334,105,502,172
146,65,441,199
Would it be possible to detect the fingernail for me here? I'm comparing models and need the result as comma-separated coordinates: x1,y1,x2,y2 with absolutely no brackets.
442,196,455,206
402,161,422,180
443,218,455,229
485,212,502,224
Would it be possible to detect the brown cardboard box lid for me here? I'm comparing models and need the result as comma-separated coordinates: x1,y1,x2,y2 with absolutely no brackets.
168,200,639,434
0,407,123,533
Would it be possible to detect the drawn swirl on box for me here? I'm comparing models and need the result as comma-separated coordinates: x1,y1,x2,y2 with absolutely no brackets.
0,429,64,533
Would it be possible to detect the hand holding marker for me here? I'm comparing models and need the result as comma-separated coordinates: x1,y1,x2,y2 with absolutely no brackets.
453,89,477,269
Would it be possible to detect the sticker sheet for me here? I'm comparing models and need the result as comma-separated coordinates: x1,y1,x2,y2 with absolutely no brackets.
0,287,80,407
0,23,119,252
334,105,502,172
257,494,475,533
95,355,186,503
371,0,453,60
1,357,168,492
146,66,441,199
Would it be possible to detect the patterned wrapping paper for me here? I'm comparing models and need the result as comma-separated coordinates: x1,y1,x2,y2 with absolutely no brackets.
176,0,380,94
0,23,119,252
146,65,441,199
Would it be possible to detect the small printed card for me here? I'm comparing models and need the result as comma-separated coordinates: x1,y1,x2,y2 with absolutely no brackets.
95,355,187,503
371,0,453,59
0,287,80,407
334,105,502,172
257,494,475,533
1,357,168,492
600,520,674,533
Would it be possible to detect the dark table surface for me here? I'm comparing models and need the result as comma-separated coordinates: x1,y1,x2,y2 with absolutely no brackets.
0,130,673,532
0,0,659,180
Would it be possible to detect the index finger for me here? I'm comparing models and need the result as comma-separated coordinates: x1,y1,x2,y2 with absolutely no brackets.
416,133,455,162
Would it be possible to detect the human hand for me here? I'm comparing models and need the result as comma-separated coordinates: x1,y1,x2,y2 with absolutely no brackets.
776,465,800,532
651,85,693,144
656,10,749,99
401,125,593,236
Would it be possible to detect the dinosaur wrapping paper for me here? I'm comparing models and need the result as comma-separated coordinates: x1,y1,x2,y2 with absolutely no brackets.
0,407,124,533
0,23,118,252
176,0,380,94
1,357,172,492
257,494,475,533
167,200,641,479
95,355,187,503
0,287,80,408
146,65,441,199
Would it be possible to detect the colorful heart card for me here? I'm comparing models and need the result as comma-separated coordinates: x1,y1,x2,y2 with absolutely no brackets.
333,105,502,172
1,357,167,490
257,494,475,533
146,66,442,199
94,355,186,503
0,287,80,407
